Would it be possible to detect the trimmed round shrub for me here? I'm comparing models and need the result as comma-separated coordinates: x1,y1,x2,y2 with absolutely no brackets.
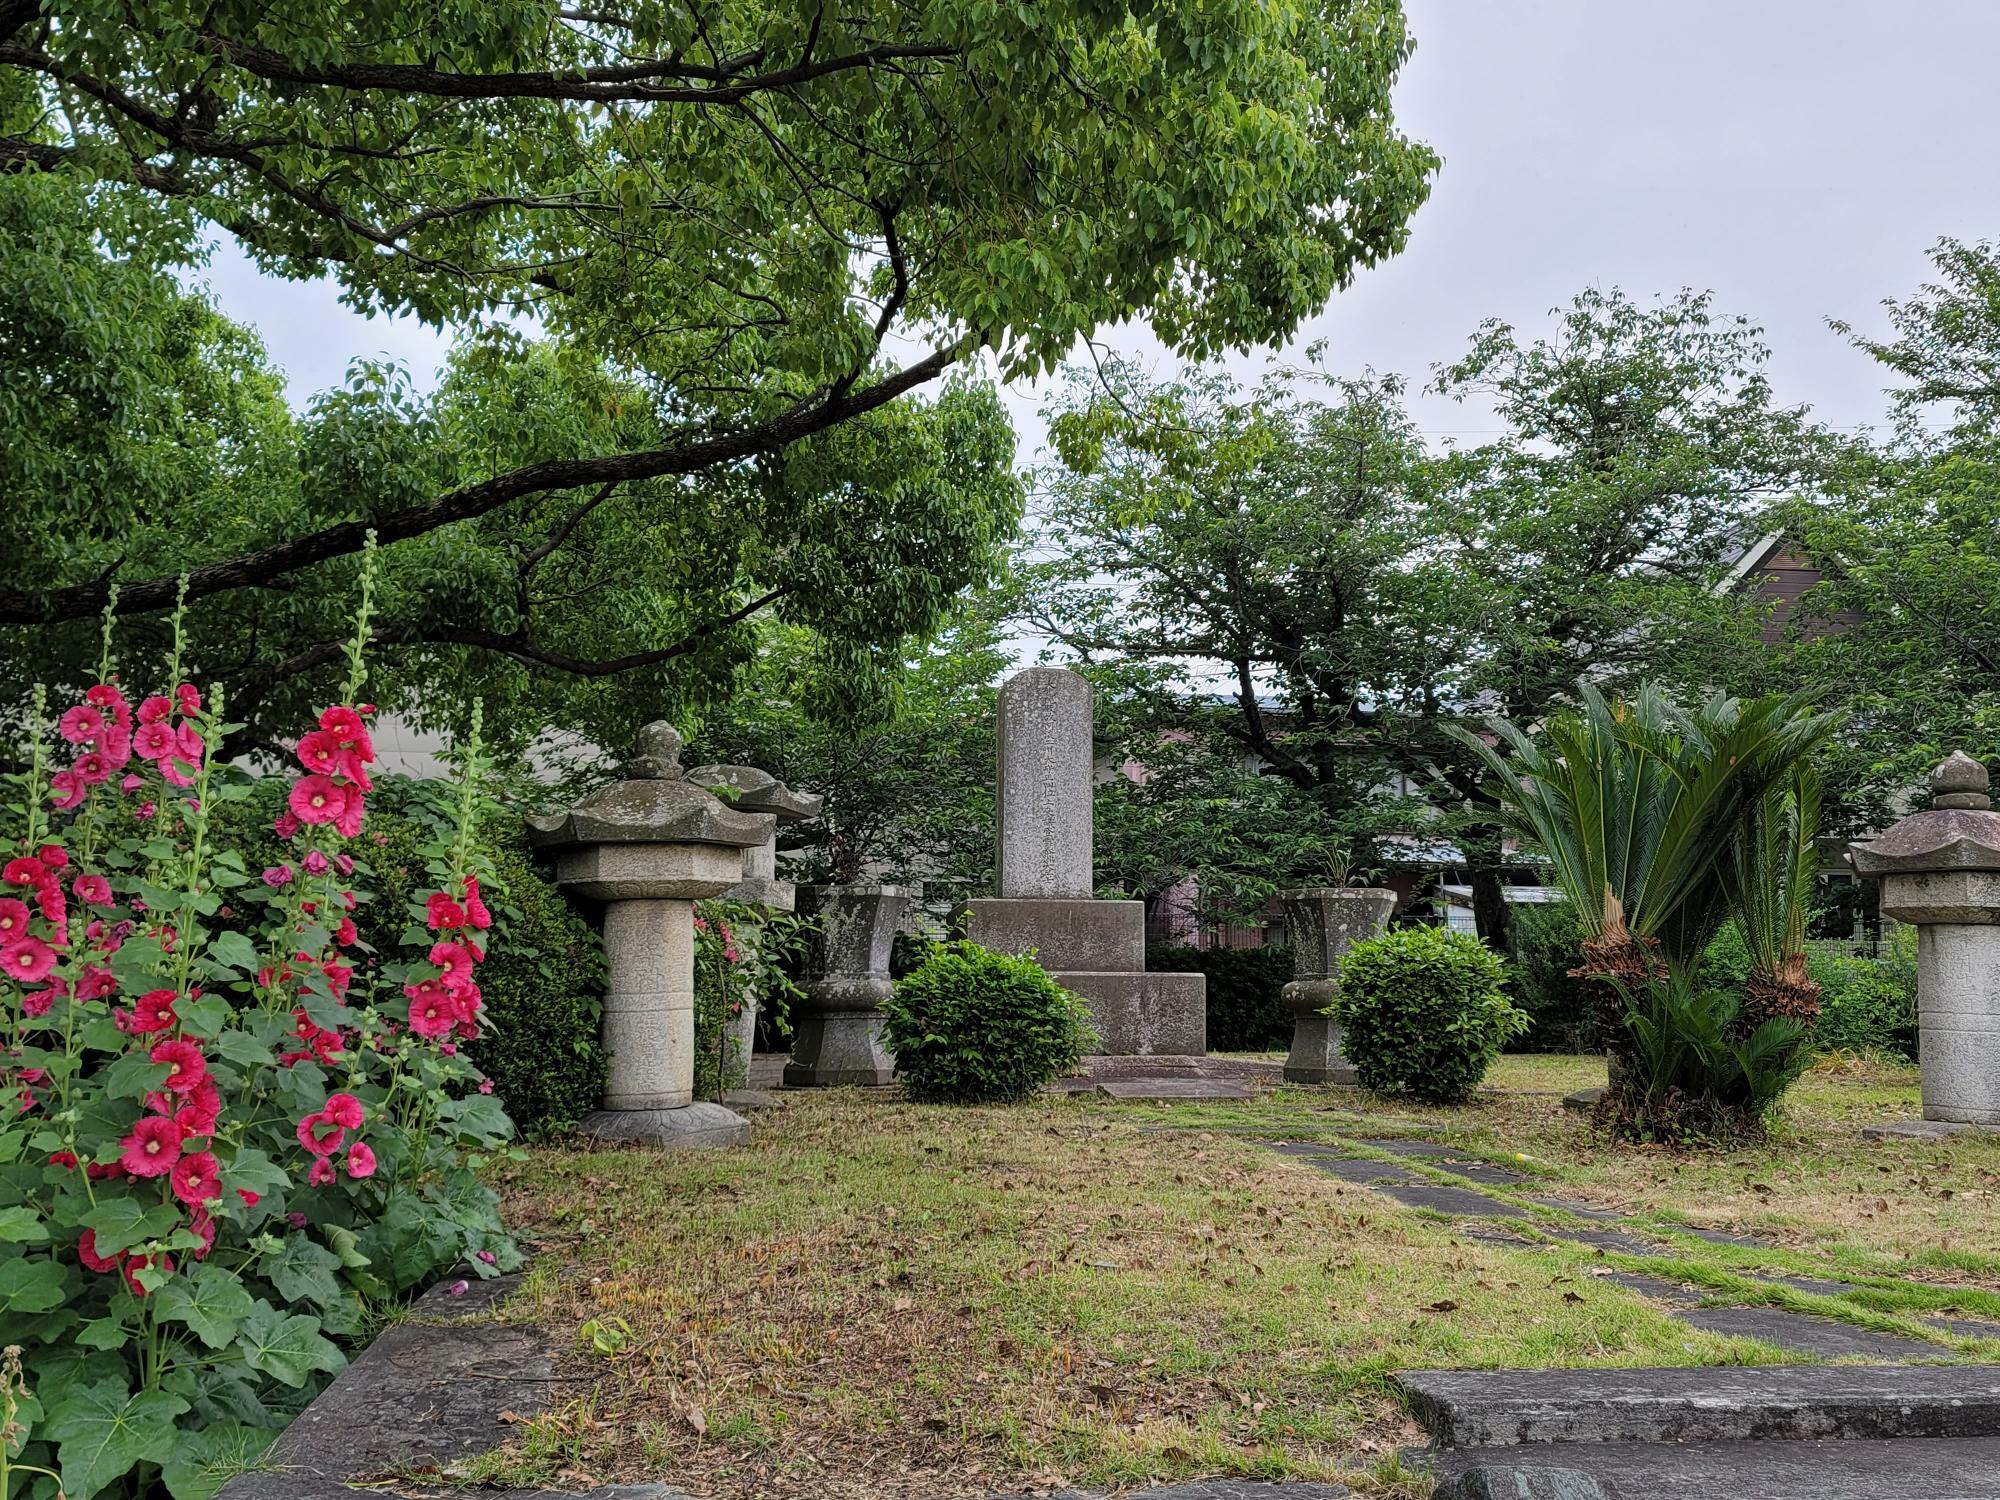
1336,926,1527,1104
881,940,1096,1103
1147,943,1295,1052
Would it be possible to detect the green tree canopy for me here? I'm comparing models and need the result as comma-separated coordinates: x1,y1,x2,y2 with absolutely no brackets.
0,0,1437,638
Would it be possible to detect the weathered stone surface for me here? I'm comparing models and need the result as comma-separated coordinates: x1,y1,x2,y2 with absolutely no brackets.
578,1100,751,1148
1382,1183,1521,1219
957,897,1145,971
1551,1226,1662,1255
1350,1136,1459,1158
996,667,1096,899
551,840,747,902
1058,970,1207,1055
786,884,911,1086
686,762,824,824
1864,1116,2000,1140
1399,1365,2000,1448
1563,1087,1605,1114
1675,1305,1945,1359
598,899,695,1109
1279,887,1396,1083
1096,1079,1253,1101
1427,1436,2000,1499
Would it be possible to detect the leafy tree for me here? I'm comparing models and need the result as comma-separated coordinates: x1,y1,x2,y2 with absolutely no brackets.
0,0,1438,650
1030,289,1819,944
0,173,1023,760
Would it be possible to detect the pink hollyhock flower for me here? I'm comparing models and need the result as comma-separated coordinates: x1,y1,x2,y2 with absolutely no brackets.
426,894,466,931
86,683,131,726
21,988,58,1018
175,1080,222,1136
285,1211,308,1228
3,857,44,889
274,811,302,839
186,1206,217,1260
121,1251,170,1296
149,1039,208,1095
135,801,157,821
49,1151,78,1170
136,695,172,724
175,682,201,717
129,989,178,1030
334,853,354,876
71,752,110,786
333,792,366,840
171,1151,221,1205
333,917,357,948
237,1188,260,1207
323,1092,365,1130
405,980,456,1038
429,941,477,982
440,1042,457,1056
344,1142,377,1179
59,705,105,744
119,1114,183,1177
75,965,119,1002
289,775,349,826
321,961,352,996
478,1078,495,1094
463,876,493,930
477,1249,497,1264
295,729,343,776
301,849,330,876
34,846,65,869
77,1229,123,1273
100,724,132,771
296,1109,344,1156
71,874,112,906
319,704,370,744
119,772,143,793
0,899,27,941
132,721,176,761
261,865,294,888
1,938,55,984
307,1157,336,1187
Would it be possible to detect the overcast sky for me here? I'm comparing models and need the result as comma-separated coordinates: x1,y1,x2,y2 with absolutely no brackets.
202,0,2000,453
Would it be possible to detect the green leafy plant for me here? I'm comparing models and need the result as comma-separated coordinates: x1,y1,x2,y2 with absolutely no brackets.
1725,765,1825,1028
1146,945,1296,1052
1617,974,1814,1144
1334,927,1526,1105
880,942,1095,1104
1808,934,1919,1061
1503,901,1602,1053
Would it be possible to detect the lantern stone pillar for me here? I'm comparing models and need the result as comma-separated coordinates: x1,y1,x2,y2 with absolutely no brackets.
1278,887,1397,1084
1852,752,2000,1137
527,723,773,1148
687,764,823,1085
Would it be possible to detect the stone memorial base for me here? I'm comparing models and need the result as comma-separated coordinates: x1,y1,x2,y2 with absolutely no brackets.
579,1101,751,1149
1862,1117,2000,1141
783,1010,895,1087
959,897,1205,1056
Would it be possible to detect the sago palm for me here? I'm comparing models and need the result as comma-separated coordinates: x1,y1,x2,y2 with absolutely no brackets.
1449,682,1840,983
1725,763,1825,1027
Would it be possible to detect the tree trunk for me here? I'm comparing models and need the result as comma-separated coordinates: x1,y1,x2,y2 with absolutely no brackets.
1462,826,1512,950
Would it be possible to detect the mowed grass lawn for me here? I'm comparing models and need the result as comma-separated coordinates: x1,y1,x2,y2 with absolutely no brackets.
470,1056,2000,1499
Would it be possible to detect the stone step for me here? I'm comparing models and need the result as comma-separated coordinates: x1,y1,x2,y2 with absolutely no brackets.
1426,1434,2000,1499
1397,1365,2000,1448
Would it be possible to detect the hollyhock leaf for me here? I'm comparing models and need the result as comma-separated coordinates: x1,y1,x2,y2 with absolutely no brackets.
161,1423,278,1500
214,1029,277,1069
177,994,233,1038
0,1205,49,1242
438,1092,513,1144
0,1256,68,1314
75,1316,132,1351
79,1198,182,1258
48,1377,189,1500
267,1236,344,1310
239,1304,344,1387
156,1265,257,1350
102,1052,172,1100
208,931,261,975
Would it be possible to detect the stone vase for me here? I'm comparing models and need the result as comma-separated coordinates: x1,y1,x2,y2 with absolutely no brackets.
784,883,915,1087
1279,886,1396,1084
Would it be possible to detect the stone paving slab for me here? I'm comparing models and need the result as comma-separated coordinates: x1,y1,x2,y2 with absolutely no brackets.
1298,1155,1423,1186
1398,1364,2000,1447
1550,1226,1664,1256
1381,1182,1523,1218
1040,1483,1349,1500
1599,1271,1706,1306
1349,1136,1461,1158
1435,1160,1530,1187
1097,1079,1255,1101
1676,1305,1947,1359
1527,1195,1626,1222
1426,1434,2000,1499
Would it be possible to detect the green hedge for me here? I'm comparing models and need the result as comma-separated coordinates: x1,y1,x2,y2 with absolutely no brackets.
1807,933,1918,1061
1503,901,1601,1053
1146,943,1295,1051
1336,926,1526,1104
881,940,1095,1102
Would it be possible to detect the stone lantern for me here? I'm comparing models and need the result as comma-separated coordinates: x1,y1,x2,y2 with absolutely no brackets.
685,763,823,1084
527,723,772,1147
1851,751,2000,1135
1277,887,1397,1084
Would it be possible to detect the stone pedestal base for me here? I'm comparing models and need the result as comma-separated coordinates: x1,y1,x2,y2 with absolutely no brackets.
784,1011,895,1087
1862,1116,2000,1141
960,897,1205,1056
1283,1008,1359,1085
578,1101,751,1149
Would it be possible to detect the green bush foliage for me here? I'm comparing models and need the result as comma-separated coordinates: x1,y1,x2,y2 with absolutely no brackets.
1336,927,1527,1104
1808,934,1919,1061
880,941,1095,1103
1146,944,1295,1051
1617,975,1814,1144
1502,902,1601,1053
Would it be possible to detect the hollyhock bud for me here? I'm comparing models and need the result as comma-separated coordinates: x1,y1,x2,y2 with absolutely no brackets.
261,865,294,889
302,849,330,876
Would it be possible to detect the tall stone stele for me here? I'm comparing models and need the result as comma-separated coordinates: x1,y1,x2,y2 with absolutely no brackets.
959,667,1205,1055
1277,887,1396,1084
527,723,773,1148
1851,751,2000,1132
685,764,823,1081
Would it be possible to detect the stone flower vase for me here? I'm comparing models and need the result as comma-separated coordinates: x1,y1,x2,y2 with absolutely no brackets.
1279,886,1396,1084
784,883,916,1087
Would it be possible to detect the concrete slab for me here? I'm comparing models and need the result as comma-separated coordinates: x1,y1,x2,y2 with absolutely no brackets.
1551,1227,1663,1255
1281,1153,1421,1185
578,1100,751,1148
1436,1160,1530,1187
1427,1435,2000,1499
1600,1271,1706,1307
1398,1364,2000,1447
1382,1183,1522,1219
1349,1137,1459,1158
1096,1079,1254,1102
958,896,1145,971
1675,1305,1946,1359
1864,1117,2000,1141
1527,1196,1626,1222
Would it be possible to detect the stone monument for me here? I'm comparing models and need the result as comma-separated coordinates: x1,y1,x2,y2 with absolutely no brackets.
686,764,822,1082
785,883,916,1086
1852,751,2000,1137
527,723,771,1147
959,667,1205,1055
1278,886,1397,1084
